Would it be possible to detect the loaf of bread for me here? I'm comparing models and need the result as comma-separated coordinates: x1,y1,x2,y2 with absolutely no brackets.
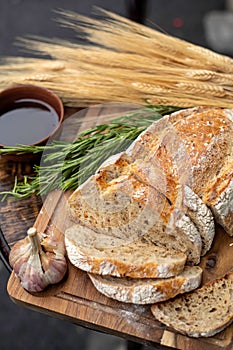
127,106,233,236
65,224,187,278
64,106,233,338
88,265,202,304
151,272,233,338
173,107,233,236
108,107,228,245
68,107,233,268
68,171,202,264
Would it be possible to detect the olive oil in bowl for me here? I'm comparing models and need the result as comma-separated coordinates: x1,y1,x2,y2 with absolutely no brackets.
0,84,64,161
0,98,59,146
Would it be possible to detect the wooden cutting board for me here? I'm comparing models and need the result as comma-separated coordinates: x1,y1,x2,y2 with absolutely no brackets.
6,104,233,350
7,188,233,350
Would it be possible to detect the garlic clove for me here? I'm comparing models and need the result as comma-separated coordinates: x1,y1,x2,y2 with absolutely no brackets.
40,251,67,285
9,227,67,292
9,237,31,275
18,253,46,292
41,228,66,257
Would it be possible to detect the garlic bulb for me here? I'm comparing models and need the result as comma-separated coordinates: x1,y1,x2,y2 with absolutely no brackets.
9,227,67,292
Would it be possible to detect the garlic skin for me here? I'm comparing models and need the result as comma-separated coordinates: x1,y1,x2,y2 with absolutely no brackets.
9,227,67,292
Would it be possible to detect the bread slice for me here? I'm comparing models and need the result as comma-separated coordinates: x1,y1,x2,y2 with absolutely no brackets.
88,266,202,304
68,172,202,265
65,224,188,278
151,272,233,338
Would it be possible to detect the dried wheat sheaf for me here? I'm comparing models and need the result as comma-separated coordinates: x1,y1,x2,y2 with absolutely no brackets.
0,8,233,108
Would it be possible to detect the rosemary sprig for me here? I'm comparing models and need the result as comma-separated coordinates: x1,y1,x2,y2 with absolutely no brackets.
0,105,181,200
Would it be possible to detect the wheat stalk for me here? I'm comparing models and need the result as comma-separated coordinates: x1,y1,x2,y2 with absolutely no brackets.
0,8,233,108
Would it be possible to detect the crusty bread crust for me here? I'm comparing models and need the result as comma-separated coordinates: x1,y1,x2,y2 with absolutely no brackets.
128,106,233,235
167,107,233,234
88,266,202,304
204,175,233,236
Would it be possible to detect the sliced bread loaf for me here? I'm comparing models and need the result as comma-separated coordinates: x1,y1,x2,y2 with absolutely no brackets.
151,272,233,338
65,224,188,278
68,108,220,261
67,106,233,274
68,172,202,264
88,265,202,304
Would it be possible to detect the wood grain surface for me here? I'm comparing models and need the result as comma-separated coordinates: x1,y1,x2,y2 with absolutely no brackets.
2,104,233,350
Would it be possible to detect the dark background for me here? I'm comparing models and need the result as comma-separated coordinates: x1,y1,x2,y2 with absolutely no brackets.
0,1,233,349
1,0,232,58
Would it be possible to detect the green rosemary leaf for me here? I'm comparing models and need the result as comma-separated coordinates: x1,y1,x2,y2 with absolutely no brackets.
0,105,182,200
0,144,45,155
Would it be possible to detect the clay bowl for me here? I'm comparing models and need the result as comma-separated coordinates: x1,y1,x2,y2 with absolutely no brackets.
0,85,64,161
